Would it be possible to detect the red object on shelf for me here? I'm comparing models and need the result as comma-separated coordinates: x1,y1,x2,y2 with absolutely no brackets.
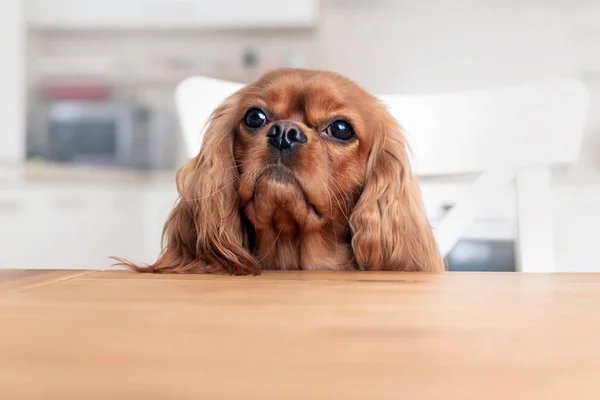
43,84,112,100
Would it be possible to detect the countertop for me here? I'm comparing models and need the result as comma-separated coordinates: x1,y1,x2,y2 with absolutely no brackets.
1,270,599,399
1,162,176,187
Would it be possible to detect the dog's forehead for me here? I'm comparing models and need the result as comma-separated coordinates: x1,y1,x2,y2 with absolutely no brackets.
253,74,348,120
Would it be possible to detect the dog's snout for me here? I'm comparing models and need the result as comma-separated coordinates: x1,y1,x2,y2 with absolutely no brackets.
267,121,307,151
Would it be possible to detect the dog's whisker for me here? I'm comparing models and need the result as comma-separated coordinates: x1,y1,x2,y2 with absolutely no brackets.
328,177,352,226
318,176,339,265
256,229,282,264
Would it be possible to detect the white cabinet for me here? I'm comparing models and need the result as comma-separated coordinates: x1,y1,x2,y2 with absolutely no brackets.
26,0,318,29
141,186,178,263
0,0,25,163
554,186,600,272
0,189,44,268
0,184,145,270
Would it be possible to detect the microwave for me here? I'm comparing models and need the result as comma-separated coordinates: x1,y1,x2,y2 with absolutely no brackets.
27,100,176,170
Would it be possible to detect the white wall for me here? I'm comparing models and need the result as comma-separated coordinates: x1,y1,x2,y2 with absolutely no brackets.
0,0,25,164
318,0,600,170
320,1,580,93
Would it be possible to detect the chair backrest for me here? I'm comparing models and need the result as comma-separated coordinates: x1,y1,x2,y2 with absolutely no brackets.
176,76,589,175
176,76,244,158
380,79,589,176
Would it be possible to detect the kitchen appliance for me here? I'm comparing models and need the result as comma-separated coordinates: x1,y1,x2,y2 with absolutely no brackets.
27,87,175,170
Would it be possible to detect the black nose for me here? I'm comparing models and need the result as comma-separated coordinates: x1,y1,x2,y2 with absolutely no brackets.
267,121,307,151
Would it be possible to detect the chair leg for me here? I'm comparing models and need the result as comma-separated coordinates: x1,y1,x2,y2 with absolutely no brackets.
433,167,516,257
515,166,555,272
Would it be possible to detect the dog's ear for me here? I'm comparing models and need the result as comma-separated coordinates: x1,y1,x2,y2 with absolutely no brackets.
117,94,260,275
349,111,445,272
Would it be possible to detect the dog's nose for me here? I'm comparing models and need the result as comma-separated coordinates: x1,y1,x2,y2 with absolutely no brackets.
267,121,307,151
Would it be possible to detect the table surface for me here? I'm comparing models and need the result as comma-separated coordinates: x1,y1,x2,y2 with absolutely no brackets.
1,270,599,399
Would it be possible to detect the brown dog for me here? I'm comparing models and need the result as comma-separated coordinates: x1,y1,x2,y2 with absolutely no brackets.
117,69,444,274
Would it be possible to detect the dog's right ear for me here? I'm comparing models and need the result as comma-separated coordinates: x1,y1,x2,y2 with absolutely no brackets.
349,110,445,272
115,93,260,275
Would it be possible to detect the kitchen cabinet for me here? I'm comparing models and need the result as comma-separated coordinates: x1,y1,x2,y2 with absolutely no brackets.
26,0,318,29
554,185,600,273
141,186,178,263
0,184,145,270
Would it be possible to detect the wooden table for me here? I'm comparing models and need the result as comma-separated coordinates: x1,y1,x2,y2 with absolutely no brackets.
1,270,599,399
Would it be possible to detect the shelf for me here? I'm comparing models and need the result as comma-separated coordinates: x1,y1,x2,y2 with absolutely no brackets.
26,0,318,30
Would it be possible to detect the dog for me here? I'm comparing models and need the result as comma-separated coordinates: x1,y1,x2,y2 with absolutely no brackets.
117,69,444,275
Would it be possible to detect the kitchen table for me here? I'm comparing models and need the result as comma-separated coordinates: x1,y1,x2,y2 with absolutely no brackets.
1,269,599,399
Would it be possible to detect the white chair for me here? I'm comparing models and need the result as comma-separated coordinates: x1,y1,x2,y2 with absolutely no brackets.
175,76,589,273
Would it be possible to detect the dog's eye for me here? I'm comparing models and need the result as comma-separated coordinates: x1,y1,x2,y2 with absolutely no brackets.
243,108,268,129
325,120,354,141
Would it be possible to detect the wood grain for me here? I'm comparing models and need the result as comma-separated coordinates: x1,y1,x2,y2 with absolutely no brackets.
0,270,599,399
0,269,93,295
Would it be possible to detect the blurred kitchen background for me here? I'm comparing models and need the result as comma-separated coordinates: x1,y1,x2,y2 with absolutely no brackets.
2,0,600,271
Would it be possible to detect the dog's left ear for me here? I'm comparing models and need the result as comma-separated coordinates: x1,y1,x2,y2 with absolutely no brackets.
349,111,445,272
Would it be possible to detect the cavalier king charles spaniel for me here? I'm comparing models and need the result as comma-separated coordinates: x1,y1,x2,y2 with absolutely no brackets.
118,68,444,275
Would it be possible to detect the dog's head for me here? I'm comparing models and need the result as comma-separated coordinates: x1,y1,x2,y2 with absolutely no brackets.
129,69,443,274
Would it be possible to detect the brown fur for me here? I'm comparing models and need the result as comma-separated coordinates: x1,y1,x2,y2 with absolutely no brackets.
115,69,445,274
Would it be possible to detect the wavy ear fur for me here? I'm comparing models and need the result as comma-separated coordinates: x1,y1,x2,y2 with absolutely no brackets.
349,111,445,272
116,94,260,275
